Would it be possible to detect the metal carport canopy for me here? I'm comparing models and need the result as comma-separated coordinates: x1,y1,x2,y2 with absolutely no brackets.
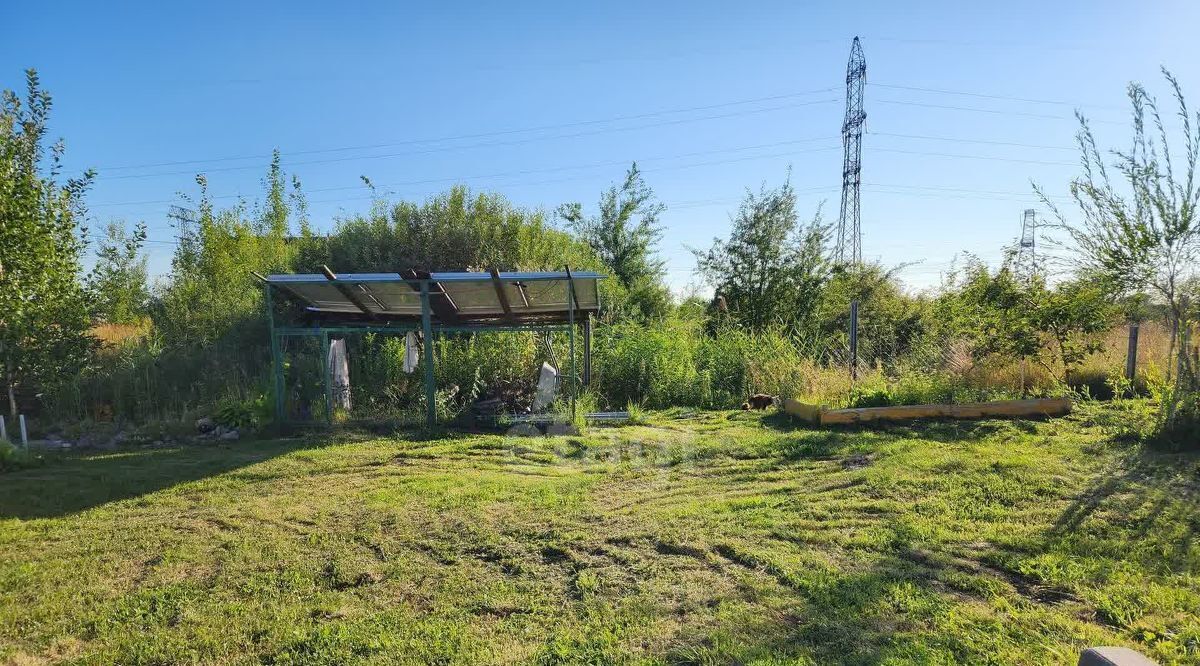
261,268,604,427
265,269,603,325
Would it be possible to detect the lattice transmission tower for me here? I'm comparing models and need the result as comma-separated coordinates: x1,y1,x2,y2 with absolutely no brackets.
1014,208,1039,279
836,36,867,265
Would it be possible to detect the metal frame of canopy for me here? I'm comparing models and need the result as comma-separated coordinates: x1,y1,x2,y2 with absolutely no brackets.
260,267,603,427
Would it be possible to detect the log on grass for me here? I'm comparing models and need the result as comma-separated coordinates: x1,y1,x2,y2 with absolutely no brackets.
818,398,1072,425
782,398,822,423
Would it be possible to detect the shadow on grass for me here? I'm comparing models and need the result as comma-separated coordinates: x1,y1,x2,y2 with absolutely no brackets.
669,531,1076,664
1048,445,1200,571
0,438,328,520
0,424,509,521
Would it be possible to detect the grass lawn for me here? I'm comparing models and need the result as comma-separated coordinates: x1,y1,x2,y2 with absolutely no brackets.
1,403,1198,665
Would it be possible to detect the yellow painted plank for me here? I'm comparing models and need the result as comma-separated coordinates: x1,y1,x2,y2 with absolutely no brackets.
818,398,1072,425
783,398,822,423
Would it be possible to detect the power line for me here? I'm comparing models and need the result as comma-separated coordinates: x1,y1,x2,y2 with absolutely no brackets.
97,99,839,182
87,88,838,175
92,137,840,208
875,98,1123,124
868,131,1077,151
868,82,1119,110
83,81,1130,188
864,182,1070,199
95,128,1087,208
132,186,843,248
868,147,1077,167
862,187,1059,204
863,36,1104,52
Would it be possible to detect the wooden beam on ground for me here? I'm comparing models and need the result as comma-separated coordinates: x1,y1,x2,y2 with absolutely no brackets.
489,268,515,322
321,264,375,316
817,398,1072,425
782,398,822,423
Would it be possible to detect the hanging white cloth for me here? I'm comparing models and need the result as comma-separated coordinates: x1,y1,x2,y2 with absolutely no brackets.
402,331,420,374
328,338,351,410
532,362,559,412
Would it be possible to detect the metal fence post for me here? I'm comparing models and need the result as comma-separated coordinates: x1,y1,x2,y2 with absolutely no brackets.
0,414,6,442
18,414,28,447
849,300,859,381
266,283,285,424
583,313,592,387
567,281,577,416
420,280,436,427
321,331,333,425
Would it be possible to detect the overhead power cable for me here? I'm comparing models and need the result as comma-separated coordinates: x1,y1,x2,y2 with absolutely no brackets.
97,99,840,182
875,98,1123,124
868,131,1077,151
86,87,838,173
92,138,840,207
868,82,1119,110
868,147,1077,167
864,182,1070,198
131,185,843,247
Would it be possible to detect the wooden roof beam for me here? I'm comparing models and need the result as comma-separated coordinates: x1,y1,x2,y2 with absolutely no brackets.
402,269,461,324
321,264,375,316
489,268,515,322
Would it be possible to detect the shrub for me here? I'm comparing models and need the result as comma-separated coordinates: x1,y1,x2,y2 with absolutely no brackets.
0,439,40,473
215,394,270,431
1150,391,1200,451
849,387,893,408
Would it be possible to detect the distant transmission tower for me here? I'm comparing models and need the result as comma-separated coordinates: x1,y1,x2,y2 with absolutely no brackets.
1015,208,1039,278
836,36,867,265
168,205,198,231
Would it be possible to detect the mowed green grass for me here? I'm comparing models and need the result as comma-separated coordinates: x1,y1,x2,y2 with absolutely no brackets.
1,404,1198,665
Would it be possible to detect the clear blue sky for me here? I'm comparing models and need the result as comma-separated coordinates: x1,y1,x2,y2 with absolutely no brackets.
4,0,1198,293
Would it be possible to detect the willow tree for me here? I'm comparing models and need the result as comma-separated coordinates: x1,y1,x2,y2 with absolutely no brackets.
1041,69,1199,428
557,163,671,320
694,176,830,334
0,70,94,418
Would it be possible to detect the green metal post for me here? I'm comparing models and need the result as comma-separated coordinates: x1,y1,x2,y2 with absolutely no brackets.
321,330,333,425
266,284,285,424
420,280,436,427
567,280,576,416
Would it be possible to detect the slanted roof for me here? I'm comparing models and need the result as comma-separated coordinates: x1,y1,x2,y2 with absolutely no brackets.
266,269,603,326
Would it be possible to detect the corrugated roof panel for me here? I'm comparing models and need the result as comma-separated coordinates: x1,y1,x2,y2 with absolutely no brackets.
266,270,603,321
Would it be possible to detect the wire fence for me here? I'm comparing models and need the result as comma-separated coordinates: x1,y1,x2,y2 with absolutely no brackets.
824,300,1189,401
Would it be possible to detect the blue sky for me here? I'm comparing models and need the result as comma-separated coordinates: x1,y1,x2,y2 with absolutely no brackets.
4,0,1198,293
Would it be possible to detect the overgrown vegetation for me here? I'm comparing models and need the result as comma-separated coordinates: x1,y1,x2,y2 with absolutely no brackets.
2,406,1197,663
0,67,1195,446
0,70,95,419
1040,68,1200,439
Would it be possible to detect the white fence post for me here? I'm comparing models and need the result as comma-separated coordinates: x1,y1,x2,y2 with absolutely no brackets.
18,414,28,447
0,414,6,442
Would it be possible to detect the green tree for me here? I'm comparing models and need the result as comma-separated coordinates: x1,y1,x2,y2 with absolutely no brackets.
0,70,95,418
156,164,294,348
694,176,830,333
1040,69,1199,424
817,263,930,367
87,221,150,324
937,260,1116,387
936,260,1041,376
557,163,670,320
1032,277,1116,384
301,185,597,272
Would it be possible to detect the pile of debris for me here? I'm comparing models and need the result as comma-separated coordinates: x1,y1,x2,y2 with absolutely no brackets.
194,417,243,442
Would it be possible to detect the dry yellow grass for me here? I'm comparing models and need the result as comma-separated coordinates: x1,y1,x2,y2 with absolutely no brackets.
90,319,152,346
